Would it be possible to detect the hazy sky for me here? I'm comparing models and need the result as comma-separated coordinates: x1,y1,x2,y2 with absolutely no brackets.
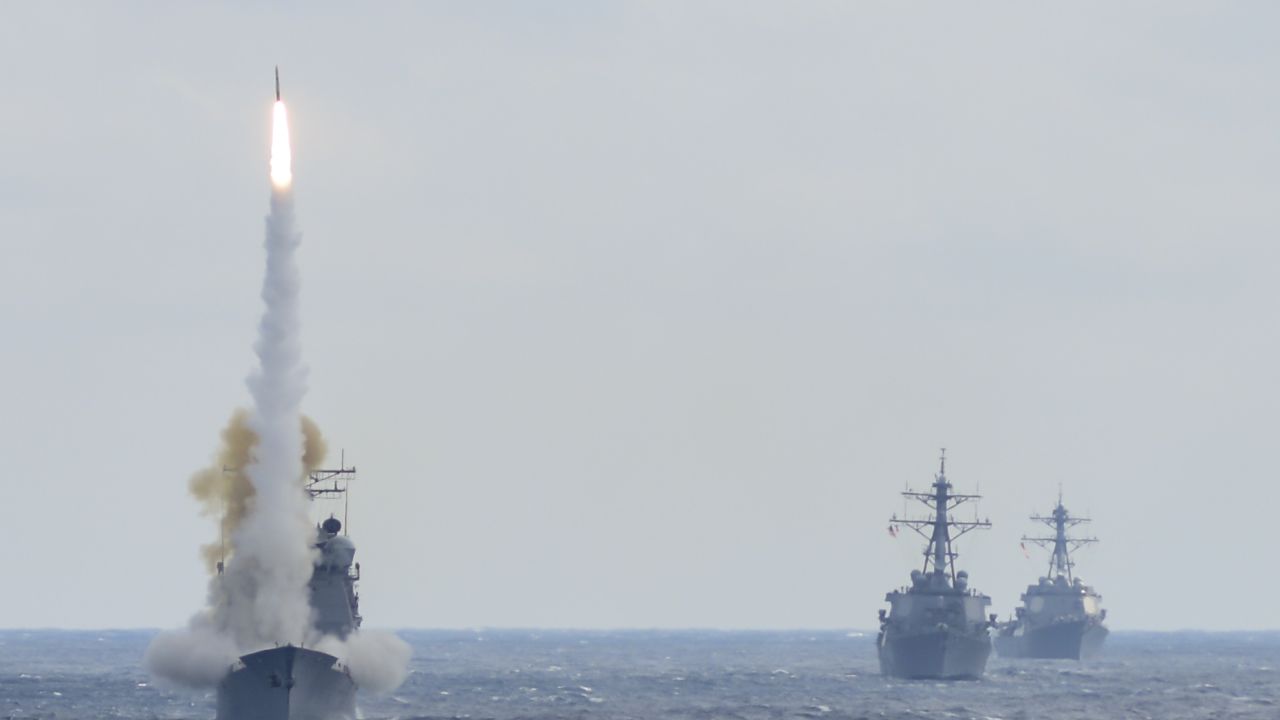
2,2,1278,631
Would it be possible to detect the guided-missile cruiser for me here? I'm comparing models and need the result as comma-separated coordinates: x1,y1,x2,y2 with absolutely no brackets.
275,66,282,101
215,466,363,720
994,492,1108,660
877,451,997,679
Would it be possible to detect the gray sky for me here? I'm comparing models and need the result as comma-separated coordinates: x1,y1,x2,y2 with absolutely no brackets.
2,2,1277,631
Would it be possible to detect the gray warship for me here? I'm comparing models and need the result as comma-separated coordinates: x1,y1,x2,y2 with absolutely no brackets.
878,451,997,679
994,492,1108,660
216,466,363,720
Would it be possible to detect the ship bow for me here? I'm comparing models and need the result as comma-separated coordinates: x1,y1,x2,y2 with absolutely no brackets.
216,646,357,720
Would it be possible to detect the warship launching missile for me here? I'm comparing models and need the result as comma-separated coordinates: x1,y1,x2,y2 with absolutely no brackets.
145,64,409,716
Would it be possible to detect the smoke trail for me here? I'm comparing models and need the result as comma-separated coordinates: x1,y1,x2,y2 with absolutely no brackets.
149,101,312,683
212,144,314,649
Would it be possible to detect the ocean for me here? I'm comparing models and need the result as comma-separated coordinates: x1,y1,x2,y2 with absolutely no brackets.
0,629,1275,719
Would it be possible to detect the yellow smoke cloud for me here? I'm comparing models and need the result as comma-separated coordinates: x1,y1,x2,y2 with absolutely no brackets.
188,410,328,573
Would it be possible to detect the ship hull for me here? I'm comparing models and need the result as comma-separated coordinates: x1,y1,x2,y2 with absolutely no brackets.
878,628,991,680
994,619,1108,660
216,646,356,720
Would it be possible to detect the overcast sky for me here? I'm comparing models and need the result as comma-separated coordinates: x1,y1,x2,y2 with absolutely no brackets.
2,2,1278,631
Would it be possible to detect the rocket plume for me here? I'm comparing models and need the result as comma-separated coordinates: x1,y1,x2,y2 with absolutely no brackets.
148,95,312,684
217,94,314,650
148,74,409,695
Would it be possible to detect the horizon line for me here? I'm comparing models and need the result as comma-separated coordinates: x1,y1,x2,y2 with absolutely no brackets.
3,626,1277,634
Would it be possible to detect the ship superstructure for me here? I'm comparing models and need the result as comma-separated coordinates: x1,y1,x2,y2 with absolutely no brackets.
994,491,1108,660
216,465,362,720
306,467,363,639
877,451,996,679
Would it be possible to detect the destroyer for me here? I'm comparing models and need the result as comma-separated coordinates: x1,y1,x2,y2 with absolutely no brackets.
216,466,363,720
878,451,996,679
994,492,1108,660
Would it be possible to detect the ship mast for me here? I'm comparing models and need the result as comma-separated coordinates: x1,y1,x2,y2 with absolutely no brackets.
890,449,992,584
1022,488,1096,582
307,459,357,535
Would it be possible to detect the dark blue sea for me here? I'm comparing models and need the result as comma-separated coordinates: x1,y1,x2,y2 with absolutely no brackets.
0,629,1276,719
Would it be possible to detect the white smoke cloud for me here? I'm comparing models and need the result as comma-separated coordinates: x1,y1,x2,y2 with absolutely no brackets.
315,630,413,695
144,614,238,689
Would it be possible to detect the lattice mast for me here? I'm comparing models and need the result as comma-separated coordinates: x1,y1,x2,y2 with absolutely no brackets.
1022,488,1096,582
306,454,356,535
890,449,992,583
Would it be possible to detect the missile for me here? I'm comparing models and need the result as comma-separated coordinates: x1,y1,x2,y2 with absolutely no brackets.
275,66,281,101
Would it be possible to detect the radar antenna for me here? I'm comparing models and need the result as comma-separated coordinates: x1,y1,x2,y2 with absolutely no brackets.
307,457,356,536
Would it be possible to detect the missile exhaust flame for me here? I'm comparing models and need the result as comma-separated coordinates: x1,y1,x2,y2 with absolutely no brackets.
270,100,292,189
